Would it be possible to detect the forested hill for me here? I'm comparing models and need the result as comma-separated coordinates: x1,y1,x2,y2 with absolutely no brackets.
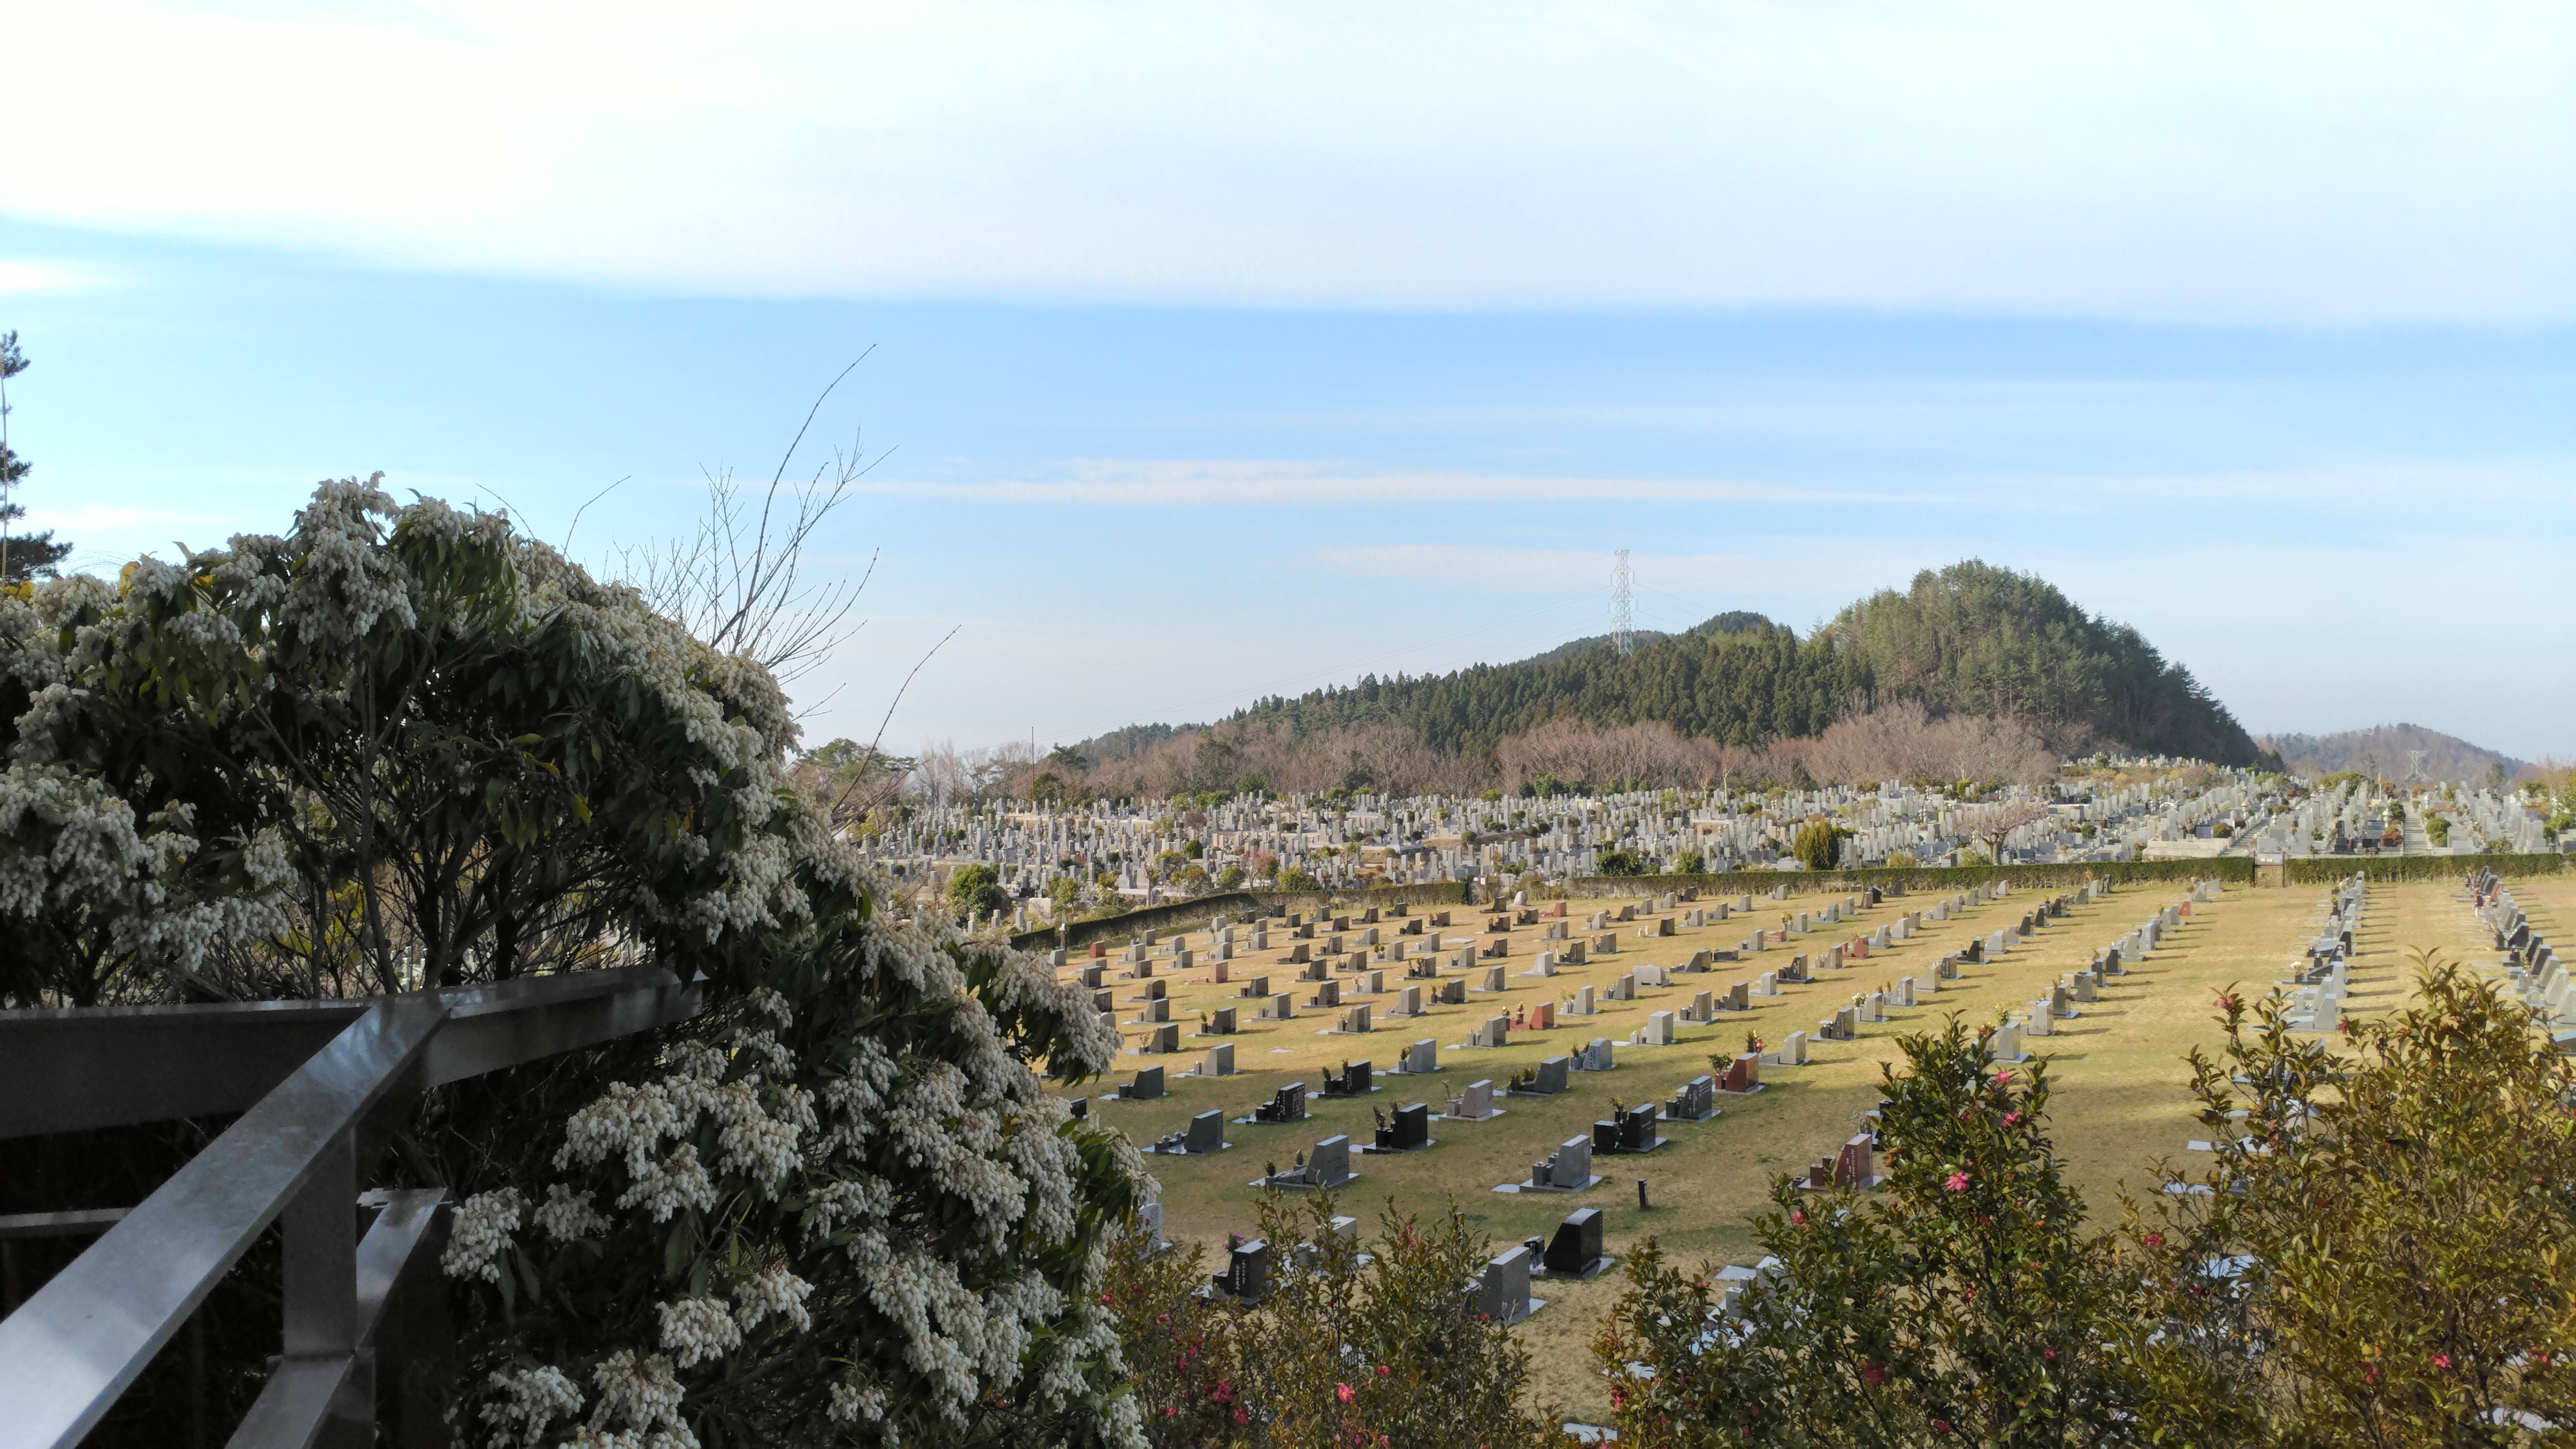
1218,561,2264,764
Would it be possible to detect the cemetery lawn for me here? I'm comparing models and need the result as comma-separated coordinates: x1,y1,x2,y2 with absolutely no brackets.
1058,875,2496,1423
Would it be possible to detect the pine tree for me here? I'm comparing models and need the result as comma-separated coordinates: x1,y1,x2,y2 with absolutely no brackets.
0,333,72,582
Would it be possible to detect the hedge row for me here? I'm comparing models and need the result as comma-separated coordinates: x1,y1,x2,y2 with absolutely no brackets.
1557,858,2252,900
2286,852,2568,885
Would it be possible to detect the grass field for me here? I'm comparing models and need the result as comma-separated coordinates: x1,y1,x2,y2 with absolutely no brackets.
1053,871,2503,1420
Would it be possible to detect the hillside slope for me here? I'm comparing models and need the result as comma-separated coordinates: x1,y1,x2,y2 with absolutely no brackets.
2260,723,2530,783
1216,561,2262,765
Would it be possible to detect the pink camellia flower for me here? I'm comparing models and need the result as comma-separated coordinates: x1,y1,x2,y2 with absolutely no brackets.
1791,1210,1807,1226
2002,1111,2022,1127
1933,1420,1952,1433
2434,1353,2453,1369
1993,1071,2011,1086
1860,1361,1886,1386
1945,1171,1970,1192
1336,1383,1355,1404
2142,1232,2164,1248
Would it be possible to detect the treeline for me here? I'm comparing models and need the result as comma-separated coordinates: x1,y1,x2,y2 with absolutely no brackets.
1194,561,2262,769
912,563,2256,805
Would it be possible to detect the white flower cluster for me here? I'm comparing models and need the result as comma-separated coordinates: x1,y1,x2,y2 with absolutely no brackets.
553,1027,813,1213
580,1349,698,1449
440,1188,524,1284
656,1295,743,1369
533,1182,610,1243
731,1264,813,1335
476,1364,583,1449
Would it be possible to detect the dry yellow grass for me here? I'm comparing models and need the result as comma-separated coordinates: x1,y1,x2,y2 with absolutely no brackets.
1057,871,2502,1421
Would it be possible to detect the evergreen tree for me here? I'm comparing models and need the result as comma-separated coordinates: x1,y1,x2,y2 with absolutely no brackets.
0,333,72,582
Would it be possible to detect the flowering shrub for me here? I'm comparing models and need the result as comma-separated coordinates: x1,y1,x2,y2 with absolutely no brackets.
2125,952,2576,1443
1595,1019,2142,1445
1102,1194,1568,1449
0,481,1153,1444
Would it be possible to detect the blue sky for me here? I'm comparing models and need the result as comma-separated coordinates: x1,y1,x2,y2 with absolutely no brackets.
4,3,2572,761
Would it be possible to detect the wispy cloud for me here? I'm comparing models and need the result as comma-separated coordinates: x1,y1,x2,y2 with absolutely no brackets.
0,259,109,294
849,460,1901,507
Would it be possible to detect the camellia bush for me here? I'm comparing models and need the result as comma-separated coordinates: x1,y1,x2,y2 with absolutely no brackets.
1102,1193,1567,1449
0,479,1151,1447
2122,953,2576,1444
1596,1021,2142,1447
1596,963,2576,1448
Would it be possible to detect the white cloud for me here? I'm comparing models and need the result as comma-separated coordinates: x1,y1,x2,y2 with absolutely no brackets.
2,1,2570,322
0,259,110,295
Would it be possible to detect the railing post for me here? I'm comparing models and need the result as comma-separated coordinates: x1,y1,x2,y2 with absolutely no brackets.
279,1126,367,1449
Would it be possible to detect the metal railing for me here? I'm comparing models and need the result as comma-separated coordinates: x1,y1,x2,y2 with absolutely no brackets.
0,965,701,1449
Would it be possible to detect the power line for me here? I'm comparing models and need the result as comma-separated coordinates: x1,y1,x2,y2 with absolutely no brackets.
1610,550,1634,657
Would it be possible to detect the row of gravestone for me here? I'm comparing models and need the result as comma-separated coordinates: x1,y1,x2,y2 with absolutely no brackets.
1204,1206,1611,1322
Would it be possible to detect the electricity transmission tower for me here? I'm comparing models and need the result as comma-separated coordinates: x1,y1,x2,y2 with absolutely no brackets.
2405,749,2430,784
1610,549,1634,656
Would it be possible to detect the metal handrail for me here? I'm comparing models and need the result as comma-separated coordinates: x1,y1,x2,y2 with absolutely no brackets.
0,966,701,1449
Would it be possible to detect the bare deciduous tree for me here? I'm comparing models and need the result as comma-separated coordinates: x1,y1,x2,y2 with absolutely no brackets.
619,358,885,691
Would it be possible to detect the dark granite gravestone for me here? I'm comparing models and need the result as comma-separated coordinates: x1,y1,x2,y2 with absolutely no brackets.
1545,1208,1607,1277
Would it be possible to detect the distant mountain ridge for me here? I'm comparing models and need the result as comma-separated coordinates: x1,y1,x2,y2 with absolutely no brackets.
2260,724,2530,783
1180,561,2263,766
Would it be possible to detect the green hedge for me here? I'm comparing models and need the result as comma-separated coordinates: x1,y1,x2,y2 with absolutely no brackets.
2285,852,2568,885
1011,881,1472,953
1560,858,2250,900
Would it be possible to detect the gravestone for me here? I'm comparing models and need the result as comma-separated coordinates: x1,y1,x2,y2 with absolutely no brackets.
1447,1079,1500,1121
1718,1052,1762,1093
1593,1102,1663,1154
1399,1038,1438,1075
1183,1109,1225,1154
1608,973,1636,1001
1214,1239,1270,1302
1241,975,1271,999
1253,1082,1308,1123
1396,984,1424,1017
1471,1014,1510,1048
1545,1209,1608,1276
1666,1074,1718,1121
1992,1021,2025,1061
1634,1010,1677,1046
1323,1060,1373,1097
1894,977,1916,1008
1123,1065,1165,1100
1529,1056,1570,1094
1530,1000,1556,1029
1752,972,1779,997
1338,1003,1372,1034
1476,1245,1535,1323
1575,1037,1616,1072
1435,978,1465,1005
1204,1006,1238,1035
1307,979,1342,1009
1686,989,1716,1022
1524,952,1556,978
1199,1043,1236,1076
1526,1136,1595,1191
1572,984,1596,1015
1478,965,1508,992
1374,1101,1431,1152
1300,1135,1355,1189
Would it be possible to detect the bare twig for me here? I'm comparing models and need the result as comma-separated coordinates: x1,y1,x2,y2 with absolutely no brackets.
616,357,889,692
841,626,958,823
